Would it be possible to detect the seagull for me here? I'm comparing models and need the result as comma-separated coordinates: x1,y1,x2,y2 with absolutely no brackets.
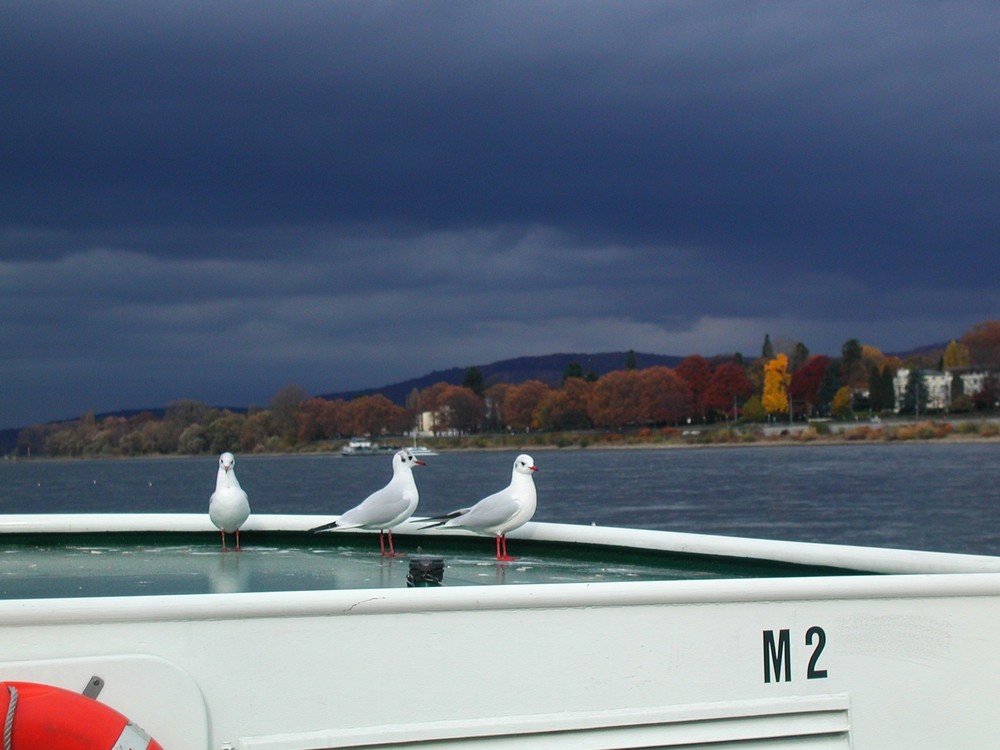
424,454,538,561
209,452,251,552
310,449,425,557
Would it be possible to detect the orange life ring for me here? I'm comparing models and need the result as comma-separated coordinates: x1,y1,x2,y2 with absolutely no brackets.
0,681,163,749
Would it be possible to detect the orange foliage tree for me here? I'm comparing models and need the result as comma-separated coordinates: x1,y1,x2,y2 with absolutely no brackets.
344,394,409,436
295,397,349,442
588,369,644,429
537,376,594,430
435,385,485,433
503,380,552,431
483,382,512,431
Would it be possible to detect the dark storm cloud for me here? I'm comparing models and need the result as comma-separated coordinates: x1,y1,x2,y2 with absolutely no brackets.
1,1,998,427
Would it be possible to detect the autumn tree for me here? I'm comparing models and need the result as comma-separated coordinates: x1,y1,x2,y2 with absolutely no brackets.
483,382,512,431
346,394,408,436
241,410,279,453
436,385,485,433
762,354,790,416
972,375,1000,411
943,340,972,369
537,377,593,430
296,397,350,442
961,321,1000,368
703,363,754,418
676,355,712,421
636,367,692,425
269,384,310,445
831,386,853,420
503,380,551,431
789,355,831,415
742,395,766,422
589,370,643,429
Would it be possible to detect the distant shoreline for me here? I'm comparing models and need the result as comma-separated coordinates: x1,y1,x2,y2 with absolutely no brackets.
7,421,999,462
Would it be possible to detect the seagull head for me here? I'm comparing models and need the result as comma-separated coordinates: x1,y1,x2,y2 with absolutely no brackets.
395,449,426,470
219,452,236,473
514,454,538,475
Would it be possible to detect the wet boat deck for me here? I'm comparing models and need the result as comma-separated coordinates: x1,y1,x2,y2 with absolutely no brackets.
0,530,862,599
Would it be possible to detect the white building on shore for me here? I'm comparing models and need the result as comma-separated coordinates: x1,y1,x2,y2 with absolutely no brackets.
893,368,992,411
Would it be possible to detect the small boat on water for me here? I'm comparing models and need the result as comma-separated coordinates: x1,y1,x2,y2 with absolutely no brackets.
408,444,438,457
2,512,1000,748
340,437,396,456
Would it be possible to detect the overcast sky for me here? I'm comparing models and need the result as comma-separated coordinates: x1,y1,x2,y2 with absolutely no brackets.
2,1,998,428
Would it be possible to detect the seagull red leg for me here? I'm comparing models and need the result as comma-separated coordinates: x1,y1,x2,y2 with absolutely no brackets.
387,529,399,557
496,534,517,562
220,530,227,552
235,528,241,552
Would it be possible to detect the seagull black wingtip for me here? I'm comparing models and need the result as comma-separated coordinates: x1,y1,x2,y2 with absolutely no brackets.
309,520,340,533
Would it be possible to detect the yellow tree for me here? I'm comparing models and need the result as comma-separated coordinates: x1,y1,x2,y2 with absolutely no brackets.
762,354,790,416
943,340,972,369
831,385,853,420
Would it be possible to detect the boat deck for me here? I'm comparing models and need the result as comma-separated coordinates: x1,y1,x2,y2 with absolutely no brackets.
0,530,858,600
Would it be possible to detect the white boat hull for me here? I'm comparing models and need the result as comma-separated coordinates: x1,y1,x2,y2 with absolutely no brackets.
2,516,1000,748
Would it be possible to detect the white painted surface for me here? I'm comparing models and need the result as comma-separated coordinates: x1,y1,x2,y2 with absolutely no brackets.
3,516,1000,748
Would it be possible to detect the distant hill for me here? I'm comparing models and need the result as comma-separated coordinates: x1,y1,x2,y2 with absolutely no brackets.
888,342,949,359
319,351,685,405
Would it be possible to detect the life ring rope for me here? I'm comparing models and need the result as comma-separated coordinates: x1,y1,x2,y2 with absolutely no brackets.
3,684,16,750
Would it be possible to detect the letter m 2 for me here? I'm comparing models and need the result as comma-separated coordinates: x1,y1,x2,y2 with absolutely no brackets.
763,629,792,683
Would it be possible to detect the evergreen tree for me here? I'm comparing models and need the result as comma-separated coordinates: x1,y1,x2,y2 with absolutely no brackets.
950,372,965,406
868,364,890,412
562,362,584,384
626,350,637,369
790,342,810,372
816,359,844,416
901,369,928,416
761,334,774,360
841,338,864,387
462,366,485,396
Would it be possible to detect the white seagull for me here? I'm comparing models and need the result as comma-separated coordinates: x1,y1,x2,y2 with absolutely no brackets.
310,449,425,557
209,452,251,552
424,454,538,561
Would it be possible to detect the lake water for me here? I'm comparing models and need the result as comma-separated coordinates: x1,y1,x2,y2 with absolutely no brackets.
1,443,998,556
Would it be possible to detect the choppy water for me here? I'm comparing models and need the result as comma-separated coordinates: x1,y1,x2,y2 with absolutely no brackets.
1,443,998,555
